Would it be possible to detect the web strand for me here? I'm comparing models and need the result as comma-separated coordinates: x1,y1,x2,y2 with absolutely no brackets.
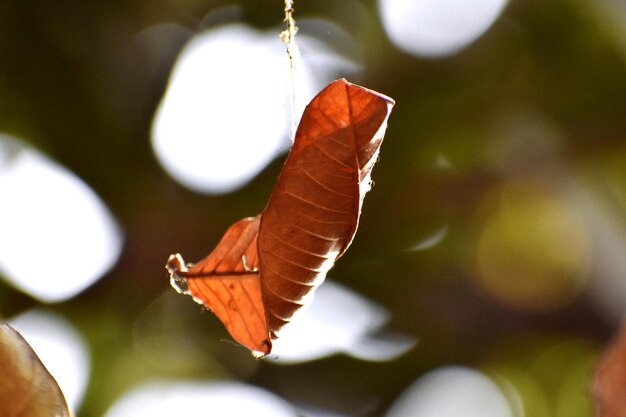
280,0,301,143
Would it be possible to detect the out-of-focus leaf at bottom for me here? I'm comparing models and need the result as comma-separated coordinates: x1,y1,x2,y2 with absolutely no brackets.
594,322,626,417
0,323,70,417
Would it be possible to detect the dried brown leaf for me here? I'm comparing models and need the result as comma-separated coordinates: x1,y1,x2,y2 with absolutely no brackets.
167,79,394,356
0,323,70,417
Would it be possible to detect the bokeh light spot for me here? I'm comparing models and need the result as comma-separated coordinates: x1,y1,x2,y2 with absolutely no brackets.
105,380,297,417
378,0,508,58
484,336,599,417
269,280,414,363
405,224,449,252
151,23,357,194
485,363,550,417
10,309,90,413
604,144,626,211
473,179,591,312
0,134,123,302
386,366,513,417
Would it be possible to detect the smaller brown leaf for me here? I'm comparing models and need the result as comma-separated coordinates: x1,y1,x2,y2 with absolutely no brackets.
167,215,271,356
594,322,626,417
0,323,71,417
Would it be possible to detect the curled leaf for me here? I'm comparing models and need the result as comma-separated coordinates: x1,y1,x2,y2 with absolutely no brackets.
0,323,71,417
258,79,394,337
167,79,394,356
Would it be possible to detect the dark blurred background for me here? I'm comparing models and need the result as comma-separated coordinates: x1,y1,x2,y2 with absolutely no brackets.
1,0,625,416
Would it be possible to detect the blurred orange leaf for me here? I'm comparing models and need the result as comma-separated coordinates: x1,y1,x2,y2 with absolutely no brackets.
167,79,394,356
0,323,70,417
594,322,626,417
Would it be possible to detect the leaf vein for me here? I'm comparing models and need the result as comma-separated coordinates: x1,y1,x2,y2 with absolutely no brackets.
297,165,352,197
282,191,351,214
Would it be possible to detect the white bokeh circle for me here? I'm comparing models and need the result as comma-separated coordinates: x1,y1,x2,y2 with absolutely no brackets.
0,134,123,302
378,0,508,57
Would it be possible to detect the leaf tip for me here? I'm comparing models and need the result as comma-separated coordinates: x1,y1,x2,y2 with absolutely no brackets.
330,78,396,108
251,338,273,359
166,253,189,294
